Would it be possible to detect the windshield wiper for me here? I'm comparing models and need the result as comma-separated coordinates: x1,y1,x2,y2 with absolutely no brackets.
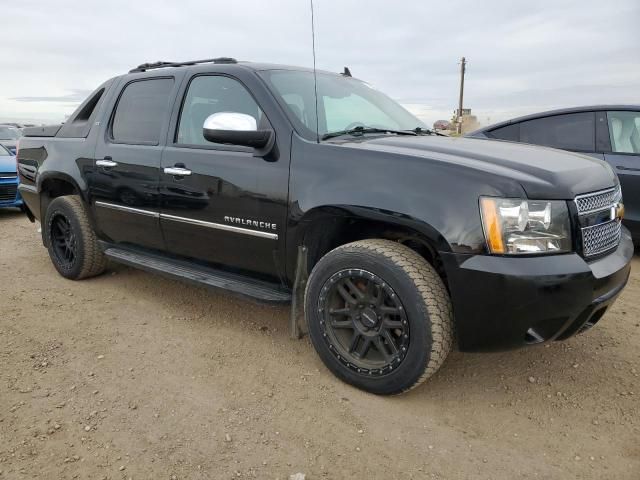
410,127,447,136
321,126,418,141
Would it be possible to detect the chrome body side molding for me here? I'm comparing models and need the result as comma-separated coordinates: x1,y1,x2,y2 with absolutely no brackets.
95,201,160,218
161,213,278,240
94,201,278,240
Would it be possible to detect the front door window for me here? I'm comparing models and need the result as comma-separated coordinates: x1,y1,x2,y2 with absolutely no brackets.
176,76,264,147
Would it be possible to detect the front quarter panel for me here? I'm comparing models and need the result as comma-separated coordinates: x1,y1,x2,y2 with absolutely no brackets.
287,134,527,276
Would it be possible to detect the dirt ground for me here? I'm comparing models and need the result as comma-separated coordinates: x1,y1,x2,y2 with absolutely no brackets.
1,209,639,480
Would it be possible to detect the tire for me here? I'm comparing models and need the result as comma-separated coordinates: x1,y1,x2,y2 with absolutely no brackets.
43,195,107,280
305,239,453,395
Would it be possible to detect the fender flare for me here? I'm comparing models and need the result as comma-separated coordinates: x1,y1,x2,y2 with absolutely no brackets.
37,171,87,202
287,204,454,285
36,172,97,235
295,204,452,253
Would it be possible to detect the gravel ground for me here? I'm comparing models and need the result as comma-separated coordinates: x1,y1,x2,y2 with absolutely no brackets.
1,209,639,479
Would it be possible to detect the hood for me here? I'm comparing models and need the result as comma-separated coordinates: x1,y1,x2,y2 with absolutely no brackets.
0,154,16,173
341,135,617,199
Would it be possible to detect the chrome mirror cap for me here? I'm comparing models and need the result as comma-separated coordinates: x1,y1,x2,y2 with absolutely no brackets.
203,112,257,132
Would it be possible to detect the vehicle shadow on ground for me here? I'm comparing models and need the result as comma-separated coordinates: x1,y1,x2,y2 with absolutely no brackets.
101,260,634,401
0,208,24,220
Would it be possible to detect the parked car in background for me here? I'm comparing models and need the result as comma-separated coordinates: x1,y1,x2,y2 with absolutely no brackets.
0,125,22,154
433,119,451,131
468,106,640,243
0,143,23,209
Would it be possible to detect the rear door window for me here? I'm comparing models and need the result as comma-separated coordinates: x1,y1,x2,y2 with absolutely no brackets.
607,111,640,154
111,78,174,145
519,112,595,152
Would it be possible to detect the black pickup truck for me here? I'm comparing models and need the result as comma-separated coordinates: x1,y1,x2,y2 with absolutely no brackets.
17,58,633,394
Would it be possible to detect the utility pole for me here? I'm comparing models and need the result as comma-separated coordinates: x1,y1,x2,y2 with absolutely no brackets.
457,56,466,134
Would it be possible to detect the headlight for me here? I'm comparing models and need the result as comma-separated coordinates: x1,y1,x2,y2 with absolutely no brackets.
480,197,572,254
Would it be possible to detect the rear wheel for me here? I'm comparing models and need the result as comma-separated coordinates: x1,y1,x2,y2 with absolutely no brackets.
44,195,106,280
305,239,453,395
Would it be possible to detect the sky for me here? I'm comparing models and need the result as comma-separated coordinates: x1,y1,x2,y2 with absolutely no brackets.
2,0,639,127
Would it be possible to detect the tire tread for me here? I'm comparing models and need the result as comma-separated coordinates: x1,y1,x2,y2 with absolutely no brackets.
48,195,106,279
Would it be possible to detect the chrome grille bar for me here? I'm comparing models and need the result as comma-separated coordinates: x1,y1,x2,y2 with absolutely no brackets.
574,186,621,215
574,186,622,258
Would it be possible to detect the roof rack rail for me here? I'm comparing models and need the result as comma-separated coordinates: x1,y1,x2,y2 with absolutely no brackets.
129,57,238,73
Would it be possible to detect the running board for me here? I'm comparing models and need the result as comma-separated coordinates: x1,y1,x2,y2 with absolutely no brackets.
103,247,291,304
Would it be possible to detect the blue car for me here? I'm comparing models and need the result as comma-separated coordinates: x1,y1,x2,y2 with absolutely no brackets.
0,143,23,209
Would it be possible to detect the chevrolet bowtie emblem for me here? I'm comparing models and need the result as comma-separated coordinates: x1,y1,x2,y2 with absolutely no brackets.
611,202,625,222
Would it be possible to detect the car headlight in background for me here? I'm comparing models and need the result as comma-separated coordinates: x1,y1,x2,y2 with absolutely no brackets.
480,197,572,254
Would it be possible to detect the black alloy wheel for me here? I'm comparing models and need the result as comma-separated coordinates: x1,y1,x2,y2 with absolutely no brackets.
49,213,77,270
305,239,454,395
44,195,107,280
318,269,409,376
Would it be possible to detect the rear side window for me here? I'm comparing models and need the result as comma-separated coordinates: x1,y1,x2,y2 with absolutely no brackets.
519,112,595,152
111,78,174,145
58,81,111,139
607,111,640,154
488,123,519,141
74,88,104,122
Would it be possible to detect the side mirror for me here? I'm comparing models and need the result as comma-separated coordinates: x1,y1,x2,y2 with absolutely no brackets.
203,112,272,149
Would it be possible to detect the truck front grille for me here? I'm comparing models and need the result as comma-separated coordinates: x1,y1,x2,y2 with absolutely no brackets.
581,220,622,257
0,184,17,202
575,186,621,214
574,186,622,258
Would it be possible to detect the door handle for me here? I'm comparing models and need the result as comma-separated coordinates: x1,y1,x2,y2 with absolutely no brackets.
96,158,118,168
164,167,192,176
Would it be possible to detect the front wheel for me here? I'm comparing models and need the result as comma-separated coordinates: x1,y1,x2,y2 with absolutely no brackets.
43,195,107,280
305,239,454,395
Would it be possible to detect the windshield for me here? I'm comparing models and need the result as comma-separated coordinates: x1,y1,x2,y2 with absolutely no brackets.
0,126,21,140
0,144,10,156
259,70,425,140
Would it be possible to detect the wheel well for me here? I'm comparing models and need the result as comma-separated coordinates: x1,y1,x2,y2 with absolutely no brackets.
40,178,79,221
302,214,448,286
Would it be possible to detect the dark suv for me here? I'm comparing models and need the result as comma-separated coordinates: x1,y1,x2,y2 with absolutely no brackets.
17,59,633,394
468,106,640,242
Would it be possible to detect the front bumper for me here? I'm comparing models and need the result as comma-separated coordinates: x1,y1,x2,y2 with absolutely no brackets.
442,226,634,352
623,218,640,245
0,176,22,208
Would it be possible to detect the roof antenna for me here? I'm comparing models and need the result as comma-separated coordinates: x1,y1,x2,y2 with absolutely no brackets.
342,67,352,77
310,0,320,143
